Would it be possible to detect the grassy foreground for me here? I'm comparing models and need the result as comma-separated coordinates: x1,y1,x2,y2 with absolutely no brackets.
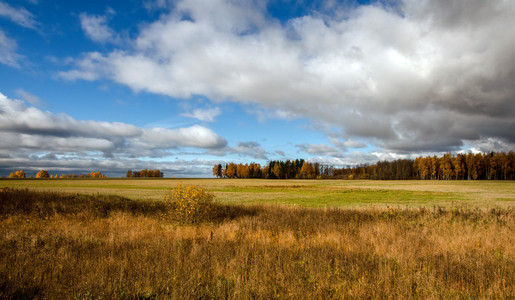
1,188,514,299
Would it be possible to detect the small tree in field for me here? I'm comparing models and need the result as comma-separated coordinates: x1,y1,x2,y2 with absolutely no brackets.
164,184,217,224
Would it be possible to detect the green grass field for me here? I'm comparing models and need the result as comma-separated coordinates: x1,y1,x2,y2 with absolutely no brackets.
2,178,514,208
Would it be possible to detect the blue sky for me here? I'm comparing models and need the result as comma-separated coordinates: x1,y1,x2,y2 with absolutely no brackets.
1,0,514,177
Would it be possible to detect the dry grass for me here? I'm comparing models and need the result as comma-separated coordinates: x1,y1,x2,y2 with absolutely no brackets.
1,188,514,299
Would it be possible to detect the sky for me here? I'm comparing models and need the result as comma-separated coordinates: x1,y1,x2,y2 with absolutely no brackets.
0,0,514,177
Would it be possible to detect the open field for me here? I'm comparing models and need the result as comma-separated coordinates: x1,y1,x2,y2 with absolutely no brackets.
1,188,514,299
1,180,514,298
1,178,514,208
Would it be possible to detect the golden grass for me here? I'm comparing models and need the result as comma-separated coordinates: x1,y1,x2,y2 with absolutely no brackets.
1,188,514,298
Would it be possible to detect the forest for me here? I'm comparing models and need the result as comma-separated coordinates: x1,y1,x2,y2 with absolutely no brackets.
213,151,515,180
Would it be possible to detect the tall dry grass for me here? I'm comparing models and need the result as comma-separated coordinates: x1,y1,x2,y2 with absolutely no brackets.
0,188,514,299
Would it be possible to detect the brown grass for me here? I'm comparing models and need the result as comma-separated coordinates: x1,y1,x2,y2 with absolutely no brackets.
1,188,514,299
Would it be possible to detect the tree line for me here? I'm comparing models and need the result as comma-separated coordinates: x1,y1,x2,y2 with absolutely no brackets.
213,151,515,180
7,169,164,179
8,170,107,179
413,152,514,180
126,169,164,178
213,159,328,179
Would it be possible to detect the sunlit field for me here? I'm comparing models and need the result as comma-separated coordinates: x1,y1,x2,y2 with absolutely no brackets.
1,178,514,208
1,180,514,298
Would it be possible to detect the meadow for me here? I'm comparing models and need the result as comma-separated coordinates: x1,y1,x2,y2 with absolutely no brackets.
1,179,514,298
1,178,514,208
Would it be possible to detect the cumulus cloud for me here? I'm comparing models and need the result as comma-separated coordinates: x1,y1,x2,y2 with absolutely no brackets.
205,141,269,160
296,143,344,158
0,92,227,164
182,107,221,122
464,137,515,154
233,141,268,159
0,29,22,67
62,0,515,154
0,1,38,29
342,139,367,149
79,10,119,44
58,52,108,81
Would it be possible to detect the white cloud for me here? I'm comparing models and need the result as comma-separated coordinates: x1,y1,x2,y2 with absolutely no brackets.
337,138,367,149
62,0,515,154
182,107,221,122
463,137,515,154
232,141,268,159
135,125,226,149
307,151,384,167
0,1,38,29
0,92,227,159
205,141,269,160
0,29,22,67
58,52,106,80
79,11,118,44
296,143,344,158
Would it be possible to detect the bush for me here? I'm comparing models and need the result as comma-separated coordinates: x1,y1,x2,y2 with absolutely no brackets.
164,183,217,224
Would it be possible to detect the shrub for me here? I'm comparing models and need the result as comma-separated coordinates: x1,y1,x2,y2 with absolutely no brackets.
164,183,217,223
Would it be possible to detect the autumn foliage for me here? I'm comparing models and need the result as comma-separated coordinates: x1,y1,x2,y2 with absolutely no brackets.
35,170,49,178
214,151,515,180
89,171,107,178
126,169,163,178
8,170,26,178
163,184,217,223
213,159,321,179
413,152,515,180
7,170,107,179
59,172,107,179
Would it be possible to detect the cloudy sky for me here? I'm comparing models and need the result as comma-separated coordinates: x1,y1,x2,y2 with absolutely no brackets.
1,0,514,177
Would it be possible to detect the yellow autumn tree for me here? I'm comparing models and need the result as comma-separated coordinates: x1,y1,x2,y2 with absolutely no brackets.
225,163,237,178
9,170,26,178
36,170,49,178
272,163,282,179
439,153,454,180
237,163,250,178
299,162,316,179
